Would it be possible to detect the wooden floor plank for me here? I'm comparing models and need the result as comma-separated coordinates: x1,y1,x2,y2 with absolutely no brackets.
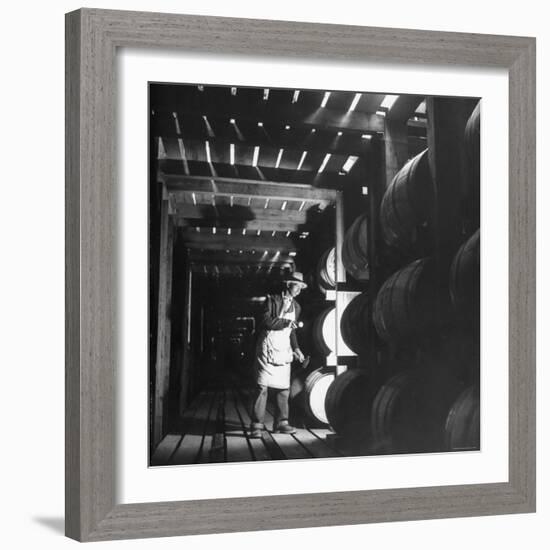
293,428,342,459
224,390,254,463
235,387,286,460
196,391,221,463
170,391,216,465
151,391,209,465
309,427,346,456
151,434,183,466
209,392,226,463
270,432,311,459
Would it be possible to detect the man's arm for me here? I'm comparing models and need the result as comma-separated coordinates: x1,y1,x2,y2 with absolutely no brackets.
290,301,305,361
261,295,291,330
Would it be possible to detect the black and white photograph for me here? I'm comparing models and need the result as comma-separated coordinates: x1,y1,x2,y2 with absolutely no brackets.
148,82,481,466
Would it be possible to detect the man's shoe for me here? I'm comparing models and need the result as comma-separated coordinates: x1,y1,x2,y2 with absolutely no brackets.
250,423,264,438
274,422,297,434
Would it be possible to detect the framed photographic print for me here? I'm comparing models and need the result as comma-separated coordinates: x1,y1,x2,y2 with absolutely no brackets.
65,8,535,542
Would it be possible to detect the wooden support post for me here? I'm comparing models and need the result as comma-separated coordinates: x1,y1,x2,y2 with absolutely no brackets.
367,141,386,373
384,119,410,189
426,97,479,322
335,192,345,285
179,257,193,416
153,199,174,448
426,97,478,247
334,192,346,369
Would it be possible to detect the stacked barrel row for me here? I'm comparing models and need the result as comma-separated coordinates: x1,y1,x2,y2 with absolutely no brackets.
318,100,481,453
289,362,479,452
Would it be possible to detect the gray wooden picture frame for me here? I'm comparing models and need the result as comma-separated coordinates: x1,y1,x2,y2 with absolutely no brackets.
65,8,536,542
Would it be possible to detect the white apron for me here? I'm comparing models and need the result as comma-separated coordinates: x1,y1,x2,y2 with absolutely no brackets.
255,300,295,389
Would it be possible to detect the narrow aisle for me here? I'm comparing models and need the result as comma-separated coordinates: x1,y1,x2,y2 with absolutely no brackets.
152,386,342,466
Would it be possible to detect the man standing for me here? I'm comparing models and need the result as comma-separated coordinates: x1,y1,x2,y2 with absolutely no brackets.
250,272,307,438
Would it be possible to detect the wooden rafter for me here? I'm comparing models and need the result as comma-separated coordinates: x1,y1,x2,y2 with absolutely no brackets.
163,174,337,201
152,115,375,157
153,103,384,134
180,230,297,252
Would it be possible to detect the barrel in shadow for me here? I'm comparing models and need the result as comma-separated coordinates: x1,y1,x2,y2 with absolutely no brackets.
316,247,336,293
380,148,434,253
342,214,369,281
340,292,370,355
444,385,480,451
373,258,445,343
371,367,464,454
449,229,480,326
312,307,336,356
325,369,377,441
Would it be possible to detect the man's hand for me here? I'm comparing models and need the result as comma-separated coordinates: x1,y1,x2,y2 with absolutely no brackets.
293,349,305,363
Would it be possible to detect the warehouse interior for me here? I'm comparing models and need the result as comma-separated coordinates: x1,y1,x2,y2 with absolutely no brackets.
148,83,480,465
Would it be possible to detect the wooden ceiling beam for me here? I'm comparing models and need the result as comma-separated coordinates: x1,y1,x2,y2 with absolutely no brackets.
159,138,345,173
180,232,297,253
163,174,338,202
174,218,307,233
188,250,295,265
172,204,311,224
152,120,375,157
154,104,385,134
158,160,359,188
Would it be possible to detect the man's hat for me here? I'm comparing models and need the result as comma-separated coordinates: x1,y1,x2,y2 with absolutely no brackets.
284,271,308,288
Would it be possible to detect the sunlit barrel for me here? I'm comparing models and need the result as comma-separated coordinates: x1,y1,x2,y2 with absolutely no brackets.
444,385,480,451
342,214,369,280
371,367,463,453
312,307,336,356
303,368,335,425
340,292,370,355
316,247,336,292
449,230,480,323
373,258,443,343
325,369,376,440
380,149,434,252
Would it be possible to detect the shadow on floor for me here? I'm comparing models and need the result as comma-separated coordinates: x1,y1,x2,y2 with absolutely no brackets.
33,517,65,535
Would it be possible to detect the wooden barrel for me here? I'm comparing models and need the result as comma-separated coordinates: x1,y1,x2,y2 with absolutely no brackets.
303,368,335,425
444,385,480,451
449,229,480,322
312,307,336,356
340,292,370,355
373,258,439,343
316,247,336,292
380,149,434,252
371,367,463,453
342,214,369,280
325,369,376,440
371,371,412,451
